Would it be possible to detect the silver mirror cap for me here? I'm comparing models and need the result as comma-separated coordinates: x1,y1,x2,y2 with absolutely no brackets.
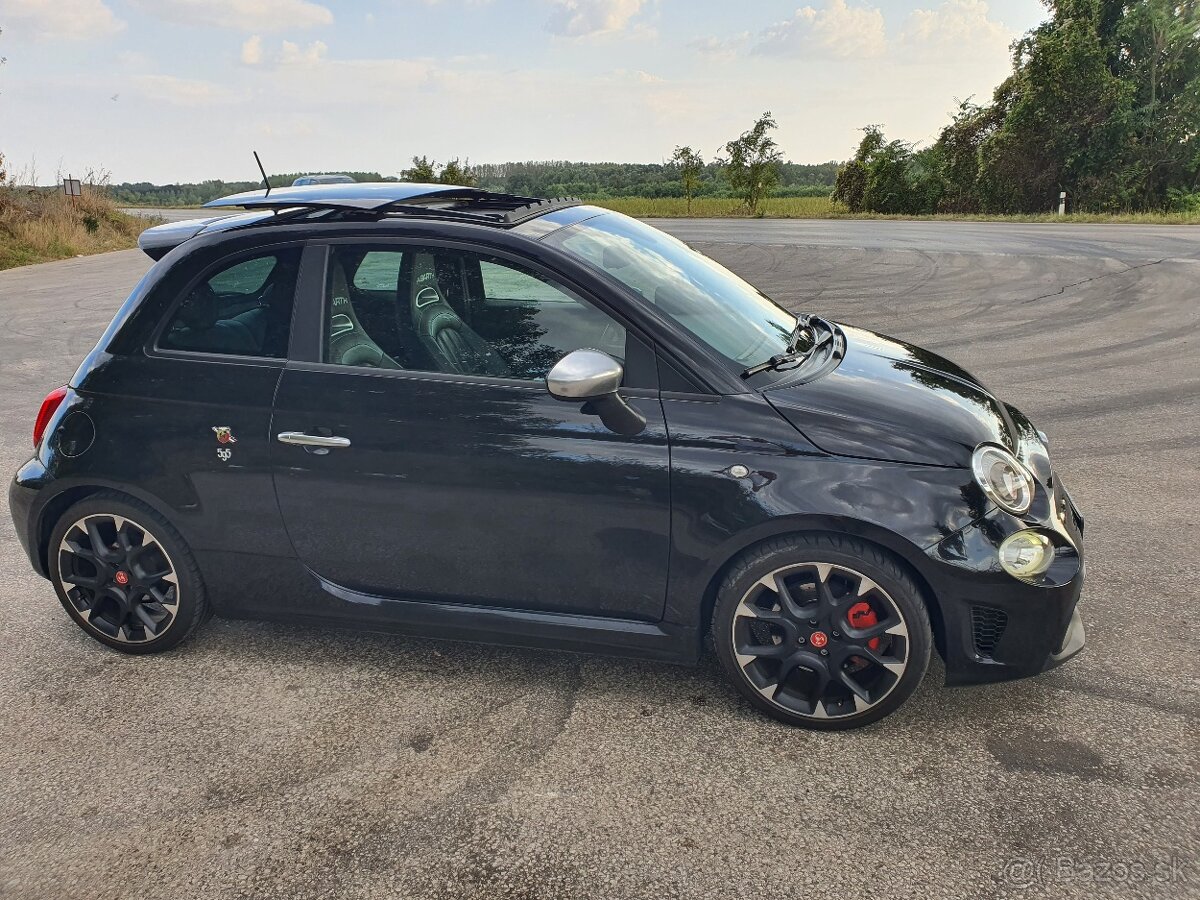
546,349,624,400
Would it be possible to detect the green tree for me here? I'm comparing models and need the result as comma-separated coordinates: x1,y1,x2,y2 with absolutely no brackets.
928,99,1008,212
839,0,1200,214
1118,0,1200,205
670,145,704,213
403,155,437,182
863,139,917,214
977,2,1136,212
717,112,783,214
832,126,885,211
438,158,478,186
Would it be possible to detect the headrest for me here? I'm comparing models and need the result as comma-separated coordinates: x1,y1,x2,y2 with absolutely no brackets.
176,283,222,330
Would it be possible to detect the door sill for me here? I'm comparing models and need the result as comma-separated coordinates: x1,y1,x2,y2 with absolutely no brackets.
312,573,698,665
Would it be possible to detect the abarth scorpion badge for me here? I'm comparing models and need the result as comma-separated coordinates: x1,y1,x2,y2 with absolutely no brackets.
212,426,236,462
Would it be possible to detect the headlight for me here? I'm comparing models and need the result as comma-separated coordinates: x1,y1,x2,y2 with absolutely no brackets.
999,530,1055,579
972,444,1034,515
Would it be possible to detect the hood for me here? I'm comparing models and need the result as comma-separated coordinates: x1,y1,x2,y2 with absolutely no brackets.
764,325,1016,467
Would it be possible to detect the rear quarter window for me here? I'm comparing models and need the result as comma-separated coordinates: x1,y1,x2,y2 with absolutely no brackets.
207,256,276,295
158,247,301,359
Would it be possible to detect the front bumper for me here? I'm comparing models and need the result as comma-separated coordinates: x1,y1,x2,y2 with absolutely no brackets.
925,477,1086,686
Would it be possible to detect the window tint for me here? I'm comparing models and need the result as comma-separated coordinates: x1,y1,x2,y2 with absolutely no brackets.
207,257,275,295
353,251,403,291
324,245,625,380
480,261,573,304
160,248,300,358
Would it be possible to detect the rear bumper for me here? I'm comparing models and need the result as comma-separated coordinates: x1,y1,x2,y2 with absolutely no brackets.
9,456,52,577
925,482,1086,686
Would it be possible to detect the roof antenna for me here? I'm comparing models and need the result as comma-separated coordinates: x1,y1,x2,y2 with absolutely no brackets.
253,150,271,197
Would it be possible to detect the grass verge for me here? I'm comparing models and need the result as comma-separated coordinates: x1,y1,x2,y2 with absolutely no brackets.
591,196,1200,224
0,186,159,270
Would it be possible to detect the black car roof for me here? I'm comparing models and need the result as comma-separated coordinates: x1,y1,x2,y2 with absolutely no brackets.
203,182,582,226
137,183,585,260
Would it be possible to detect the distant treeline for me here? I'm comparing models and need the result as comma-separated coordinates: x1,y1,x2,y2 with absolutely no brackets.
109,161,840,206
469,160,840,199
110,172,398,206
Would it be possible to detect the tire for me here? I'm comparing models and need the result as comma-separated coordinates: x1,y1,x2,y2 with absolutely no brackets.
47,492,209,654
712,533,932,730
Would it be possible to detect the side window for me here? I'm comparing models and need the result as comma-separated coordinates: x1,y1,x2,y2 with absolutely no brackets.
480,261,574,304
160,248,300,358
469,258,625,379
208,256,275,295
353,251,403,292
322,245,626,381
325,248,408,370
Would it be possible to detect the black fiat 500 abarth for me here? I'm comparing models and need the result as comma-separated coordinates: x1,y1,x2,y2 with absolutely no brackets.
9,183,1086,729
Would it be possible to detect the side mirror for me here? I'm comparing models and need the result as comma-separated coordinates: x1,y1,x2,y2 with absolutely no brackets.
546,349,647,436
546,349,623,400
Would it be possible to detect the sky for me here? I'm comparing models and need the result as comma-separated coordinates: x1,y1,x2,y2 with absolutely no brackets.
0,0,1048,184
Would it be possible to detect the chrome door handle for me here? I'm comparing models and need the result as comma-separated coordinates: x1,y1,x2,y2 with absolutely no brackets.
276,432,351,449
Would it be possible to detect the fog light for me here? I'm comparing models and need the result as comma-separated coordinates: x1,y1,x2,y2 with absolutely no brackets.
999,530,1055,579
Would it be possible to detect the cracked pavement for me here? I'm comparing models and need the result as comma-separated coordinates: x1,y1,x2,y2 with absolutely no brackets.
1,219,1198,899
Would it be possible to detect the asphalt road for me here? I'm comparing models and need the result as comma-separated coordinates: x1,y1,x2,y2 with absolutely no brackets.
1,220,1198,900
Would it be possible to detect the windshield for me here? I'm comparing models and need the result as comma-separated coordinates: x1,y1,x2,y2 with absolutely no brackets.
543,212,795,367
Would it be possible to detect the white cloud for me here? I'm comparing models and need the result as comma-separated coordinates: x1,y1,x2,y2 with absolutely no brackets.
689,32,750,63
901,0,1012,58
241,35,264,65
278,39,328,66
755,0,887,59
132,74,240,107
252,55,436,106
546,0,645,38
0,0,123,40
131,0,333,32
239,37,329,68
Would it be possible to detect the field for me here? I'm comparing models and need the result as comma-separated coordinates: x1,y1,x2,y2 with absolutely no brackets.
0,187,157,270
594,195,1200,223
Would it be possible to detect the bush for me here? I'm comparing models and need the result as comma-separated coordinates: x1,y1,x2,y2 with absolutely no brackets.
1167,189,1200,212
0,180,153,270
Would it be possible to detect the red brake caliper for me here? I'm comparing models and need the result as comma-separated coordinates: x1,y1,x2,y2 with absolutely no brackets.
847,601,881,651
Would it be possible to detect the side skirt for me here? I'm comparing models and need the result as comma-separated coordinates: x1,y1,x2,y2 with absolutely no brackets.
199,550,700,665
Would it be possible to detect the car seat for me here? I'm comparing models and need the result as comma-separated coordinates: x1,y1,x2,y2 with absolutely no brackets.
327,258,402,369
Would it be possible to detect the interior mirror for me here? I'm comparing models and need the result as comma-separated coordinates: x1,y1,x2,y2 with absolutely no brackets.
546,349,647,436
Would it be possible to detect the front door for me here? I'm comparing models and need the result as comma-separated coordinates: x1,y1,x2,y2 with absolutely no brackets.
270,242,671,621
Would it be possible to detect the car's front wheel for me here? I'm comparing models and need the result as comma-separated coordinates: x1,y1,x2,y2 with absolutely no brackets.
712,533,932,729
48,493,208,653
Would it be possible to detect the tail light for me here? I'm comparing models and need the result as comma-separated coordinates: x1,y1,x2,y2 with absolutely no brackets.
33,386,69,448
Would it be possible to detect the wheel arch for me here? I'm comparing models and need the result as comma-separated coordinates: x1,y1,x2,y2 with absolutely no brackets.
693,515,946,659
34,481,184,577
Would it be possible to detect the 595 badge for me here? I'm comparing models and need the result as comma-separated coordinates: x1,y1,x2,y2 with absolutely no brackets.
212,426,237,462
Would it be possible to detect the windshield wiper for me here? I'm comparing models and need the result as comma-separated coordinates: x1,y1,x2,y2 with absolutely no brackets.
740,315,833,379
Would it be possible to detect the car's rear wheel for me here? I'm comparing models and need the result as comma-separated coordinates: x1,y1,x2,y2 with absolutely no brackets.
48,494,208,654
712,533,932,730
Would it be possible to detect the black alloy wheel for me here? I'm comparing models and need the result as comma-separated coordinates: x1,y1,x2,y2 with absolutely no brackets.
49,494,208,653
713,534,932,729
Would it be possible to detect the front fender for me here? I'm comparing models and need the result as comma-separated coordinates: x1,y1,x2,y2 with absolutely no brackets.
661,393,985,640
